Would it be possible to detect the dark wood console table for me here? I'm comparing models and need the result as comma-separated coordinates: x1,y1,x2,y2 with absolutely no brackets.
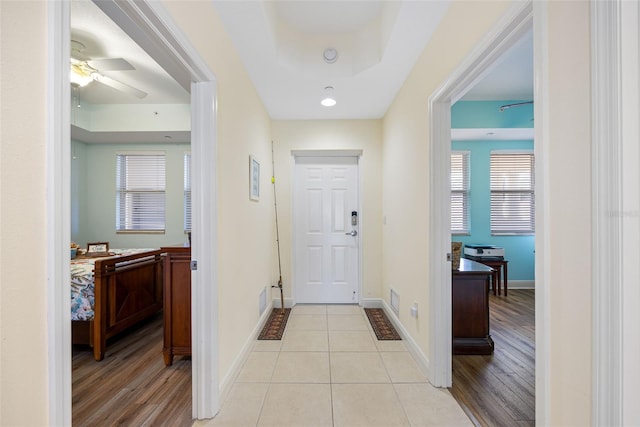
161,245,191,366
464,256,508,296
452,258,494,355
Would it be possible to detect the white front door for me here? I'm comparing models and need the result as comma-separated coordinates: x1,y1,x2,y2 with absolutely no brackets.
294,156,359,304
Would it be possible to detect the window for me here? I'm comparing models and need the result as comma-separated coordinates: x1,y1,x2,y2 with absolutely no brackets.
184,152,191,232
116,152,166,232
490,151,535,235
451,151,470,234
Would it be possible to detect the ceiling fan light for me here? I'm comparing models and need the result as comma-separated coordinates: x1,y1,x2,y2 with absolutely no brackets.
70,66,93,87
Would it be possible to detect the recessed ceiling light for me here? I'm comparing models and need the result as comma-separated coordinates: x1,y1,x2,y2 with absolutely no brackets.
321,86,336,107
323,48,338,64
321,97,337,107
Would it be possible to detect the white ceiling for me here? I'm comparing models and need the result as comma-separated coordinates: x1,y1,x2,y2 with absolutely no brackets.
70,0,189,106
460,27,533,102
71,0,532,125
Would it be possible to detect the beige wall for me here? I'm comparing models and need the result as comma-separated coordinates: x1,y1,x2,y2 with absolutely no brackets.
1,0,274,423
382,0,593,424
0,1,50,425
382,0,513,359
160,1,275,386
271,120,383,302
545,1,592,424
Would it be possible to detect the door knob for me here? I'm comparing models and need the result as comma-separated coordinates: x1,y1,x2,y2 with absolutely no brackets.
345,230,358,236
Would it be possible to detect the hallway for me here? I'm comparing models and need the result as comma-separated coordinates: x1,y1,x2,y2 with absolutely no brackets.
197,304,471,426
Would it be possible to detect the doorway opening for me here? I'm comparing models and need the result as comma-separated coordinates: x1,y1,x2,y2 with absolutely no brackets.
48,1,218,424
427,1,545,422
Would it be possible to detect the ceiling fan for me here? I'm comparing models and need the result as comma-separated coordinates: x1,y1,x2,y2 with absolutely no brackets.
70,40,147,99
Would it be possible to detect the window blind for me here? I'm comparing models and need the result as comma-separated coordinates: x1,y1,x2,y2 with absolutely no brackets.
116,153,166,232
184,153,191,232
490,151,535,235
451,151,470,234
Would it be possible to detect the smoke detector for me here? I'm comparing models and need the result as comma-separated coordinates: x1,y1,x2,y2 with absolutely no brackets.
323,48,338,64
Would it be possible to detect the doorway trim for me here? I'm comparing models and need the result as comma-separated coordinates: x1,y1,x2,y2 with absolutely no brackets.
47,1,219,424
591,0,640,423
291,150,363,306
428,0,544,414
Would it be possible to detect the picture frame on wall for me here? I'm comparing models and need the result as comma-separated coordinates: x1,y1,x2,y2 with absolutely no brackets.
250,155,260,201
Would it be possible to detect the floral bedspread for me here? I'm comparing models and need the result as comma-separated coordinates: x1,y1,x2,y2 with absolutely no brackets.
70,249,152,321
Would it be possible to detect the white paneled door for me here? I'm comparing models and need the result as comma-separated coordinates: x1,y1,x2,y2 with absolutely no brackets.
294,156,359,304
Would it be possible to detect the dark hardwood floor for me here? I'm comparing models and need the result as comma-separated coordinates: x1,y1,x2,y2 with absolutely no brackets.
450,289,535,427
72,314,192,426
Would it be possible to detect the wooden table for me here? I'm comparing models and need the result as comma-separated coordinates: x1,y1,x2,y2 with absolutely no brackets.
464,256,509,296
452,258,494,355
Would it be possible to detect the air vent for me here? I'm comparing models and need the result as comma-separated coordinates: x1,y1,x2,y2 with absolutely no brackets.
259,287,267,315
390,289,400,315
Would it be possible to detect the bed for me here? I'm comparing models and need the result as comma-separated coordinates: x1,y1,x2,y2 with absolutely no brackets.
71,248,163,361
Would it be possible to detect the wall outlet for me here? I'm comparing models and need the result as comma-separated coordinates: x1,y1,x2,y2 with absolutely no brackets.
410,302,418,318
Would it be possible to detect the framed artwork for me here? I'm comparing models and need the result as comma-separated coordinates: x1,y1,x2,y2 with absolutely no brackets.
250,155,260,201
87,242,110,256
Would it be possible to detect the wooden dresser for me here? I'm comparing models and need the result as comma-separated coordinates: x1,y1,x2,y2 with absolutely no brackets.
161,245,191,366
452,258,494,355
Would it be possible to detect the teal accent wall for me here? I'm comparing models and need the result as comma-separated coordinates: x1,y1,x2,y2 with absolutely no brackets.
70,141,190,249
452,101,535,282
451,100,534,129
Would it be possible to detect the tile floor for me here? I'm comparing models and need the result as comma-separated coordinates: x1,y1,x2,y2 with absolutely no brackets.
194,304,472,426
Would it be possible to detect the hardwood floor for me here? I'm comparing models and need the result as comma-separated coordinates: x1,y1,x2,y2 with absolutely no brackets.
450,289,535,427
72,314,192,426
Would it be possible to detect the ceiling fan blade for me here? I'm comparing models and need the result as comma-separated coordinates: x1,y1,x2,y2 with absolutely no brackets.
88,58,135,71
93,73,148,99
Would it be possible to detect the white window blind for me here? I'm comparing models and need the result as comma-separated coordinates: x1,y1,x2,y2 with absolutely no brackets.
490,151,535,235
116,153,166,232
184,153,191,232
451,151,470,234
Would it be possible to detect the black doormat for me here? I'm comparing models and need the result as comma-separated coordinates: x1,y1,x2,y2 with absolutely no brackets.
258,308,291,340
364,308,402,340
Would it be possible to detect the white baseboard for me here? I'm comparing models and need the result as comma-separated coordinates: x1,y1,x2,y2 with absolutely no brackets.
364,298,431,380
508,280,535,289
218,301,275,404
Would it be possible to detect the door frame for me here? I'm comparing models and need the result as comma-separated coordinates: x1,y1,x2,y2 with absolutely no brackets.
428,0,548,418
46,1,219,423
291,150,363,306
591,0,640,423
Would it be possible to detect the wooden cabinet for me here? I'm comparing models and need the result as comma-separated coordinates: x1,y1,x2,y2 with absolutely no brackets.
161,245,191,366
452,258,494,355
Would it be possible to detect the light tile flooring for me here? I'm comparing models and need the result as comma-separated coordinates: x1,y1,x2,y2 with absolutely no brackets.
195,304,472,427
